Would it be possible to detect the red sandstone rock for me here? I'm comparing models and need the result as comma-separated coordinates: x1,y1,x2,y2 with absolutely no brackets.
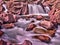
26,23,36,31
0,31,4,37
33,27,56,37
49,2,60,24
36,15,43,20
39,20,54,29
22,40,32,45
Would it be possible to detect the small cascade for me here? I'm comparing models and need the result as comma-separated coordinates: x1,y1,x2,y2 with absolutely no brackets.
28,4,49,15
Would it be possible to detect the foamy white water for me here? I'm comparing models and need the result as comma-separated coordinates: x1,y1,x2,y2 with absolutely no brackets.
28,4,45,14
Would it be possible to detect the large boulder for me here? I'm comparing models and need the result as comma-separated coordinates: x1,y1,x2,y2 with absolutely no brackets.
49,2,60,24
33,27,56,37
2,13,18,23
39,20,54,29
34,35,51,43
26,23,36,31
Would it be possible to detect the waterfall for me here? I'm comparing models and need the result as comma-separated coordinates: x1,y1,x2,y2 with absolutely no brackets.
28,4,50,15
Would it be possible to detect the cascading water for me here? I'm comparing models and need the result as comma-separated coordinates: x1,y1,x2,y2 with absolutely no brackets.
28,4,50,15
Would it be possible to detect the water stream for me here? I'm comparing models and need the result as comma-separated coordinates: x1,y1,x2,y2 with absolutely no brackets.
28,4,50,15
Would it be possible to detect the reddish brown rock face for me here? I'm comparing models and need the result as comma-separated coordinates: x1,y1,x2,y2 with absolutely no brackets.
21,4,28,15
43,0,57,6
34,35,51,43
4,1,22,15
10,2,23,15
39,20,54,29
0,5,3,12
0,31,4,37
22,40,32,45
0,6,2,12
33,27,56,37
26,23,36,31
55,2,60,9
55,11,60,24
33,27,47,34
5,0,28,15
47,29,56,37
48,2,60,24
36,15,43,20
1,13,18,23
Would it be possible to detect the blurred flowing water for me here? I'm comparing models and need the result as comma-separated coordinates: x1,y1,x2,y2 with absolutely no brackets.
28,4,50,14
1,18,60,45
